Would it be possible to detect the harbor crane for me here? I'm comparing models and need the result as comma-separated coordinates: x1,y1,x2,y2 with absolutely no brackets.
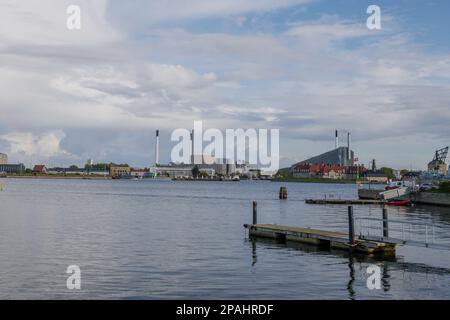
428,146,449,173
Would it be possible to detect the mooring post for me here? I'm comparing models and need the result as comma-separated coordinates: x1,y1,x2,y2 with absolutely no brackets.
382,206,389,238
348,206,355,245
253,201,258,225
279,187,288,199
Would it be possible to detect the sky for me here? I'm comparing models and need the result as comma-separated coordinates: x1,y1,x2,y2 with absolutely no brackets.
0,0,449,170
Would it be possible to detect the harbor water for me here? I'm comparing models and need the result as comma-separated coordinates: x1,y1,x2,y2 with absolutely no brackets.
0,178,449,299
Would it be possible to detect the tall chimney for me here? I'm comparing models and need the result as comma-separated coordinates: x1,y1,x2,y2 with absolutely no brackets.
347,132,351,161
335,130,339,149
155,130,160,165
191,130,194,165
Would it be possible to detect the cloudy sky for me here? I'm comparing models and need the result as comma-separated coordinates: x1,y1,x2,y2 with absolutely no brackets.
1,0,449,170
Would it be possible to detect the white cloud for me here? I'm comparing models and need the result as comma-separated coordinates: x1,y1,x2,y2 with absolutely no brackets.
145,64,217,89
0,131,74,161
286,21,371,40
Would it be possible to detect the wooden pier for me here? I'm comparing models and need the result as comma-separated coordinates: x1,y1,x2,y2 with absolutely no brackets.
245,202,396,255
305,198,386,205
244,224,395,254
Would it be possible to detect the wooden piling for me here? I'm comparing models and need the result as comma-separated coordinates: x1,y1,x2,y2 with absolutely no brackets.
279,187,288,199
382,207,389,238
348,206,355,245
253,201,258,225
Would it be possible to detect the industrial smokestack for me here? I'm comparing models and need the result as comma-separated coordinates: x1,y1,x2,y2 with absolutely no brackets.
335,130,339,149
155,130,160,165
191,130,194,165
347,132,351,161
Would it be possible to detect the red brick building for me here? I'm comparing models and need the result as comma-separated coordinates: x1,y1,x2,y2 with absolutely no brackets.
292,163,367,179
33,165,47,174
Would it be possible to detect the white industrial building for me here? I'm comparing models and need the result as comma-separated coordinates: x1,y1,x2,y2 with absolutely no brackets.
0,153,7,165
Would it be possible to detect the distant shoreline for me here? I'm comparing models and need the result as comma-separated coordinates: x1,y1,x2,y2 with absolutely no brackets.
273,177,358,184
3,175,111,180
3,175,363,185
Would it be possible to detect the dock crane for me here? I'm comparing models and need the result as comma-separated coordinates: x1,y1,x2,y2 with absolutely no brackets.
428,147,449,174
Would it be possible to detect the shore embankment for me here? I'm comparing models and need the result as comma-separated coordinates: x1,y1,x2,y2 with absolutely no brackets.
2,175,111,180
415,192,450,207
273,177,358,184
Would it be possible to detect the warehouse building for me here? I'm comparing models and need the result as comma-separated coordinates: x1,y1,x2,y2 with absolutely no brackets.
0,163,25,174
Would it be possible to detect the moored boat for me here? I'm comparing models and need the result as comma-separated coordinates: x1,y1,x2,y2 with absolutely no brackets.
387,199,412,206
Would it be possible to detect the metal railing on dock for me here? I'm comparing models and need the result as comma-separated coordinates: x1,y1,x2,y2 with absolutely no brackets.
355,214,450,251
245,201,450,255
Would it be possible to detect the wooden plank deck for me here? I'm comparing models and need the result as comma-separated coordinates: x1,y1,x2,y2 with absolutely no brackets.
305,199,386,205
255,224,348,240
245,224,396,255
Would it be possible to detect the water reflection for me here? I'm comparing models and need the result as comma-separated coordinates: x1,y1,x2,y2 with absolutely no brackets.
252,239,257,267
248,237,450,299
347,256,356,300
392,205,450,226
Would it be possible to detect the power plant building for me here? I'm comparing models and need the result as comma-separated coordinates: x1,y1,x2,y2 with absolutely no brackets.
298,146,355,167
292,130,355,167
291,130,359,178
0,153,7,165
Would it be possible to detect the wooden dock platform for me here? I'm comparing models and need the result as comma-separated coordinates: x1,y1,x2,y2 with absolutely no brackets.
305,198,386,205
244,224,396,255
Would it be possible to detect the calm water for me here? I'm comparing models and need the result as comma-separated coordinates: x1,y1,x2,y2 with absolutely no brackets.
0,178,450,300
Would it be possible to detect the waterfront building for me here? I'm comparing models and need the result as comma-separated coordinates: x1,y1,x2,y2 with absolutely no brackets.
214,163,227,176
150,164,215,178
85,168,109,176
248,169,261,179
47,167,84,175
293,163,345,179
0,153,7,165
344,165,367,180
46,167,108,176
110,165,131,178
402,171,421,183
33,165,47,174
292,163,367,179
428,161,448,176
0,163,25,174
362,170,389,183
393,169,402,180
151,165,192,178
234,163,250,176
129,168,149,179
